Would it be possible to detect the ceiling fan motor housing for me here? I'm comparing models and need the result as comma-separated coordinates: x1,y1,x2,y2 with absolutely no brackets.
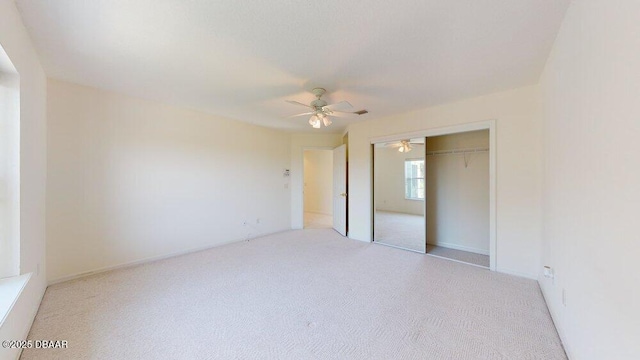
311,99,328,109
285,87,367,128
311,88,328,112
311,87,326,98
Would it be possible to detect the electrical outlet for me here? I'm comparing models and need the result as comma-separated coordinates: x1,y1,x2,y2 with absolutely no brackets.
256,218,260,224
562,288,567,307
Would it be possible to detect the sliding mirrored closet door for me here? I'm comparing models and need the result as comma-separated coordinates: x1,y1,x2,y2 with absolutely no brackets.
373,138,426,253
372,129,491,269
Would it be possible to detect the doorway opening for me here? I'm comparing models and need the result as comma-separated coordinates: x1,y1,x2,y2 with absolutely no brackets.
303,149,334,229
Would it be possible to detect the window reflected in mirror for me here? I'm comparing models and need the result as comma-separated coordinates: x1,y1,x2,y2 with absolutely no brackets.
373,138,426,253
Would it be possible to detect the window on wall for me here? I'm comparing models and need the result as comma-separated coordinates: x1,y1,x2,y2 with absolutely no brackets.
404,159,425,200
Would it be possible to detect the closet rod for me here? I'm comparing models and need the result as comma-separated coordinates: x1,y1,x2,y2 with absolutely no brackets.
425,147,489,156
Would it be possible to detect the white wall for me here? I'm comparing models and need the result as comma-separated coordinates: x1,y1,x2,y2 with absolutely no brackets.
374,145,425,215
538,1,640,359
46,79,292,282
347,85,541,278
303,150,333,215
426,131,489,255
0,1,48,359
0,62,20,279
290,134,343,229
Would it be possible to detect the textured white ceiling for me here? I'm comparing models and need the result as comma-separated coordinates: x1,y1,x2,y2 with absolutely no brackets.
16,0,570,132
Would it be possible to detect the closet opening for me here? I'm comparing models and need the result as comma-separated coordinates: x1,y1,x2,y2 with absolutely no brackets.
371,122,495,270
425,130,490,268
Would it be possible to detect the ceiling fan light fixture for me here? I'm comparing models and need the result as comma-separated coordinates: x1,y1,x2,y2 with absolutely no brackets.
398,140,412,153
288,88,363,129
309,115,321,129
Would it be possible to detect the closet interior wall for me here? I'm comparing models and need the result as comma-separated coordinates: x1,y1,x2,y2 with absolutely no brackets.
426,130,490,255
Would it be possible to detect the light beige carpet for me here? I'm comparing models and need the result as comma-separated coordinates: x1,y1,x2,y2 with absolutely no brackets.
304,211,333,229
374,210,425,252
22,229,566,360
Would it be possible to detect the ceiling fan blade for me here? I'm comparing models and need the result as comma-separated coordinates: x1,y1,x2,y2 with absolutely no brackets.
287,112,315,118
286,100,312,108
331,110,356,116
385,143,402,148
324,101,353,111
325,111,347,118
332,109,369,116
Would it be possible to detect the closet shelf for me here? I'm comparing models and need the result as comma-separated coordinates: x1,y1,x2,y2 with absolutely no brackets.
426,147,489,156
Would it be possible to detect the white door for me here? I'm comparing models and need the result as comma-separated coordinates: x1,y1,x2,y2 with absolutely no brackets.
333,144,347,236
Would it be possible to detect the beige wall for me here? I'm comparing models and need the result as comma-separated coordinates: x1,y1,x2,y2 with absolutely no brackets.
427,131,489,255
374,144,425,216
46,79,292,282
347,85,541,278
303,150,333,215
7,2,639,358
0,1,48,359
538,1,640,358
0,65,20,279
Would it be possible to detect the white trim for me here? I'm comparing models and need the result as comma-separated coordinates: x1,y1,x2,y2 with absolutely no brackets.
489,120,497,272
0,273,31,328
374,241,490,269
370,119,497,271
496,267,537,280
539,282,573,359
304,210,333,216
47,230,289,285
426,253,489,269
372,241,425,254
370,120,494,144
428,241,489,256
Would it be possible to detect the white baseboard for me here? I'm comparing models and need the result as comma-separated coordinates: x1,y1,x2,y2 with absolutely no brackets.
539,280,572,359
47,229,289,285
304,210,333,216
426,253,489,269
428,241,489,256
495,267,537,280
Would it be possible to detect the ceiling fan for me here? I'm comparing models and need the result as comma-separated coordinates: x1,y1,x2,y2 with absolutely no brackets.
385,139,424,153
286,88,368,128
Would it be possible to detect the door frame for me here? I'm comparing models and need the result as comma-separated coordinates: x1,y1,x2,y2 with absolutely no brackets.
370,120,497,271
300,146,339,229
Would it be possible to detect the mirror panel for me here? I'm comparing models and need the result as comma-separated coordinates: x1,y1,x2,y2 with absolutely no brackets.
373,138,426,253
